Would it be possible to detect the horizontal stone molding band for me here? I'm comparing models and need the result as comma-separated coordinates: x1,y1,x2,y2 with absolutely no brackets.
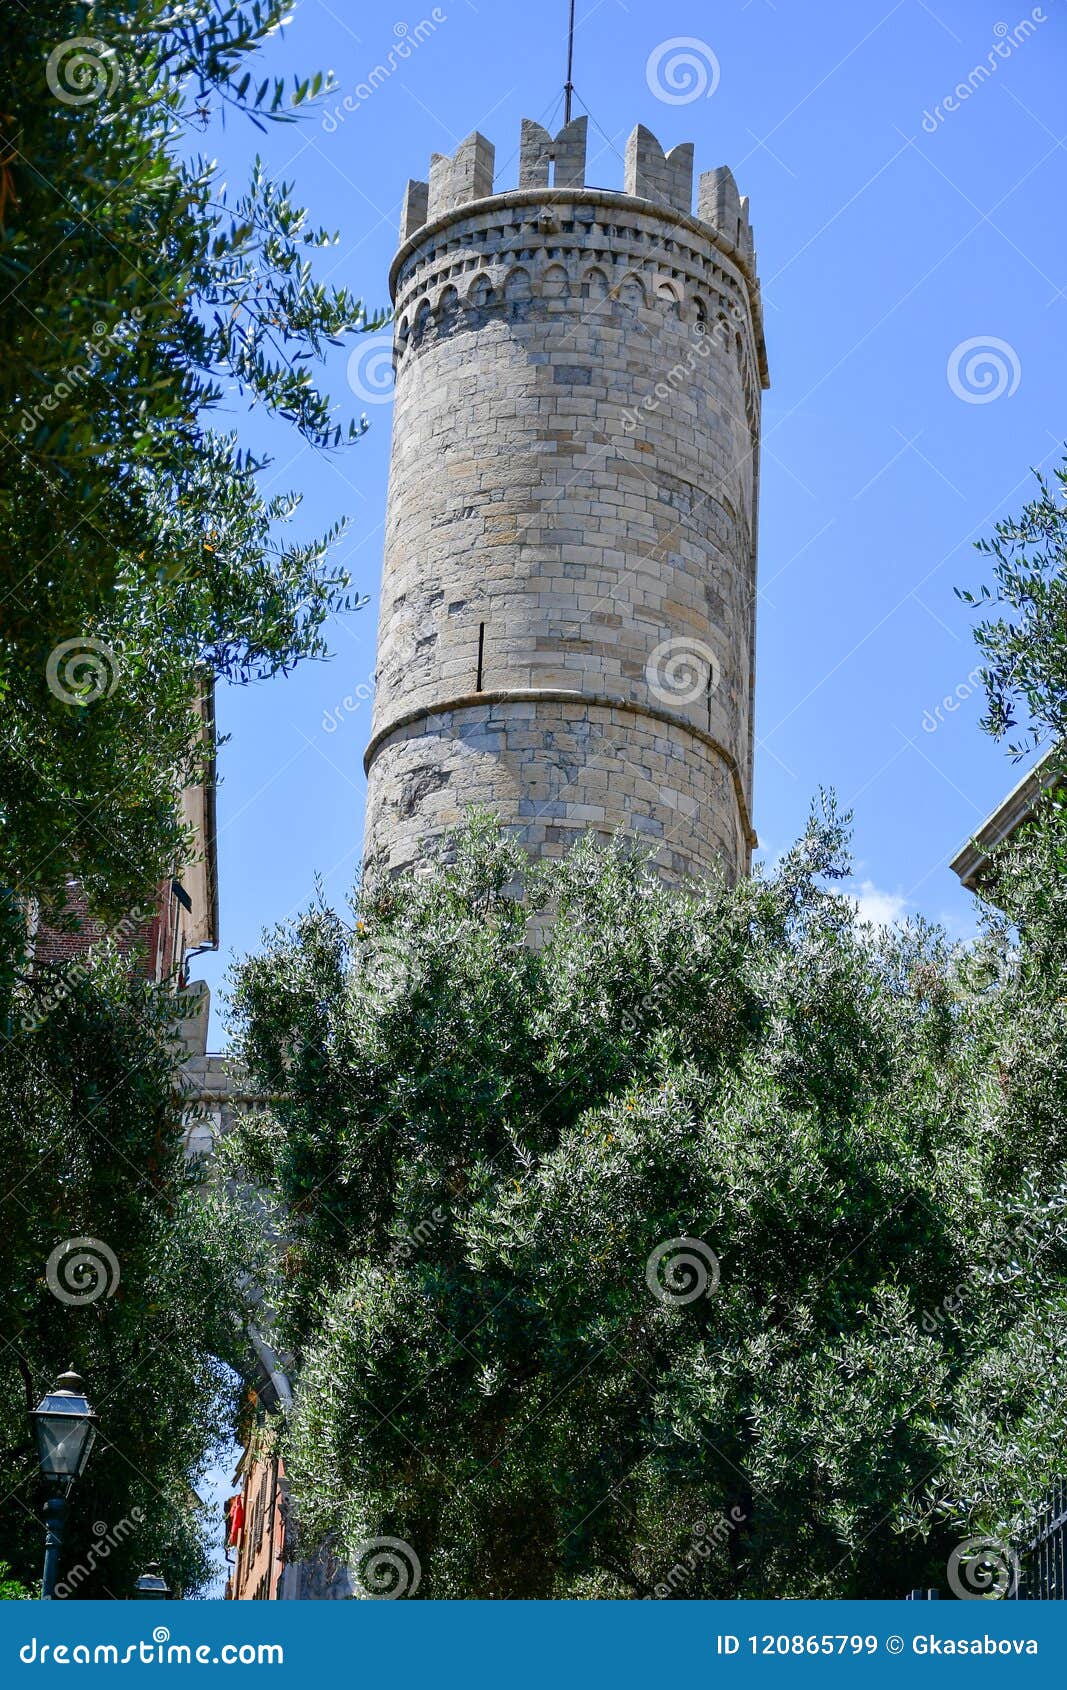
363,687,758,849
390,187,769,388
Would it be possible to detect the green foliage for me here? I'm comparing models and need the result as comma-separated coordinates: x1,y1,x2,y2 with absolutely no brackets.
959,455,1067,759
0,1562,34,1600
225,810,1067,1597
0,902,260,1597
0,0,382,1600
0,1,384,917
915,783,1067,1542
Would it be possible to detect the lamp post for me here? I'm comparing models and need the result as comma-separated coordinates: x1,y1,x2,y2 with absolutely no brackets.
134,1563,170,1599
31,1370,98,1601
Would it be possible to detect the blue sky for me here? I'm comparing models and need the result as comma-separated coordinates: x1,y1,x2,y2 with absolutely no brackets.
194,0,1067,1045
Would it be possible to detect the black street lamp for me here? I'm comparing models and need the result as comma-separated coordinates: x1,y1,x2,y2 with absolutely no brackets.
134,1563,170,1599
31,1370,98,1601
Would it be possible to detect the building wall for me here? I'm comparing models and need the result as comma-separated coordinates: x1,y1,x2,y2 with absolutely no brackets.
363,121,768,886
368,696,747,884
226,1452,285,1602
29,884,165,980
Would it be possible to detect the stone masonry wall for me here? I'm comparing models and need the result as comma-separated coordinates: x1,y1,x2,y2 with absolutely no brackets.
363,122,768,887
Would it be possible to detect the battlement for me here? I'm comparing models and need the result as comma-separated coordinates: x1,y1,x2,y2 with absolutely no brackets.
398,120,757,266
519,115,589,189
624,125,694,218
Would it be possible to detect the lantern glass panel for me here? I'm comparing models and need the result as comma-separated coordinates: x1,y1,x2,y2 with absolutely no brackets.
33,1391,97,1481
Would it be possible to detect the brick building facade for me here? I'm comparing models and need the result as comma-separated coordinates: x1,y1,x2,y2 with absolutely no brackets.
224,1416,286,1602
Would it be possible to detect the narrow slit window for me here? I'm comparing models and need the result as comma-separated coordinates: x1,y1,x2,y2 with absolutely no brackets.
476,622,486,692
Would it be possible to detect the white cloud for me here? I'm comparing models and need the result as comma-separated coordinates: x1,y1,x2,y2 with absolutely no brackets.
850,880,908,928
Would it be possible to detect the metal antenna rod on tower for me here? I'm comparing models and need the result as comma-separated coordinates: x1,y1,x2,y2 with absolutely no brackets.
564,0,576,123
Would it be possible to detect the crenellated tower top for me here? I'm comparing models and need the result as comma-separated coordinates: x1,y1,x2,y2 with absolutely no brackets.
399,119,757,265
393,119,765,384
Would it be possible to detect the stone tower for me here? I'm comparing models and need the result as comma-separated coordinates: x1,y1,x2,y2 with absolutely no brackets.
362,118,769,884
